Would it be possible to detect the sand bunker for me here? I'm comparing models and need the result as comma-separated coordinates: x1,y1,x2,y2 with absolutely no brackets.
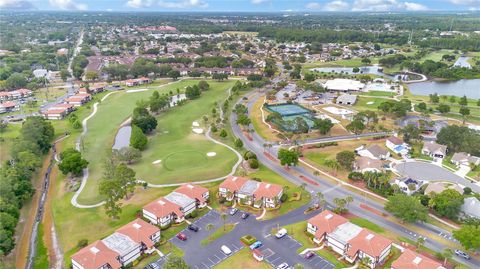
366,101,374,105
192,121,200,127
126,88,148,93
152,160,162,164
192,128,204,134
207,152,217,157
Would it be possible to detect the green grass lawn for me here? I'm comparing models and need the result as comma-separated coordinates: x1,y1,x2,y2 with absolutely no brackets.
130,80,238,185
349,217,385,234
201,223,236,246
33,223,49,269
420,49,455,62
354,96,388,111
359,91,395,97
0,122,21,167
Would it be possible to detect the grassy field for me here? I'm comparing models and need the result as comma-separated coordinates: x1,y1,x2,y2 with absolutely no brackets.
130,80,238,185
33,223,49,269
214,248,271,269
420,49,455,62
349,217,385,234
359,91,395,97
354,96,389,111
0,122,21,166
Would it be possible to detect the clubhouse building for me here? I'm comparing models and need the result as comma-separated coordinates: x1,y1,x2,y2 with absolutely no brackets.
307,210,393,268
218,176,283,208
71,219,160,269
142,184,209,227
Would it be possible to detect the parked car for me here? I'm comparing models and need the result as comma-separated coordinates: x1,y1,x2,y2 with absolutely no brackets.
147,262,160,269
176,233,187,241
455,250,470,260
229,208,238,215
249,241,263,250
221,245,232,255
276,263,289,269
275,228,287,238
241,212,250,219
304,251,314,259
188,224,199,232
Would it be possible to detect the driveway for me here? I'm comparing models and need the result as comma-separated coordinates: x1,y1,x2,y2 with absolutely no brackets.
393,161,480,193
166,203,334,269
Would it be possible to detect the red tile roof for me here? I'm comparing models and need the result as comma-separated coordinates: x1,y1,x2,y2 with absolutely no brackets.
387,136,403,145
308,210,348,239
254,182,283,200
219,176,249,193
116,218,159,249
71,240,121,269
1,101,17,108
174,184,209,204
392,249,444,269
346,228,392,259
143,197,184,219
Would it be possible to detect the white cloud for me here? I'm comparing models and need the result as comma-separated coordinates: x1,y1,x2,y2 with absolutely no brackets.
127,0,207,8
450,0,480,5
305,2,322,9
251,0,268,4
352,0,427,11
324,0,350,11
0,0,35,9
49,0,87,10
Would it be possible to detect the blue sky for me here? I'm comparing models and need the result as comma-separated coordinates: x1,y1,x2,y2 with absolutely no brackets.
0,0,479,12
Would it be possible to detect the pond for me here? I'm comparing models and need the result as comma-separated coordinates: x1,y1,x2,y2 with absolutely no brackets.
407,79,480,99
112,125,131,150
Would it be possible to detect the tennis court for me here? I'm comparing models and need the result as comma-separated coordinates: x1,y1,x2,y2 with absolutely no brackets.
266,103,311,116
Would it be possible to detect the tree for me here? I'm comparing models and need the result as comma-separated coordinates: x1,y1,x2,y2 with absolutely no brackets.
58,148,89,176
198,80,210,91
361,57,371,65
278,148,300,167
85,71,99,81
99,178,124,218
459,95,468,106
60,69,69,81
150,91,169,114
168,70,181,80
112,147,141,164
449,95,456,104
416,102,427,111
304,73,316,82
234,138,243,149
132,106,157,133
385,194,428,223
336,151,355,170
220,213,228,231
437,104,450,114
20,116,54,154
352,67,360,73
429,93,440,103
399,124,421,143
114,164,136,198
5,73,27,89
236,114,251,127
314,118,333,135
453,224,480,251
219,129,227,138
185,85,201,99
333,197,348,214
428,189,464,220
416,237,425,250
325,159,340,175
436,125,480,156
459,106,470,123
346,119,365,135
164,254,188,269
441,248,453,266
130,124,148,150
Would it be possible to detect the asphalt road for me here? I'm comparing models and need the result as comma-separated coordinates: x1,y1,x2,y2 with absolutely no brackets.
167,203,334,269
394,161,480,193
230,90,479,268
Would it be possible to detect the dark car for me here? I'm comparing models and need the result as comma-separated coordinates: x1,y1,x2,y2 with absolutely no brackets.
241,212,250,219
188,224,199,232
304,251,314,259
176,233,187,241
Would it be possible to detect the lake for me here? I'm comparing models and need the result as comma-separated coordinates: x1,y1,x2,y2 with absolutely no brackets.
112,125,131,150
408,79,480,99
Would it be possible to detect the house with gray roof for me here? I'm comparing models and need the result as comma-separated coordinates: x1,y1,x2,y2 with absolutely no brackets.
422,141,447,159
451,152,480,167
461,197,480,219
336,94,357,105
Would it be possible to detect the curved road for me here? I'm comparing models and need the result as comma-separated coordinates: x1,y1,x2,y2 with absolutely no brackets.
230,89,479,268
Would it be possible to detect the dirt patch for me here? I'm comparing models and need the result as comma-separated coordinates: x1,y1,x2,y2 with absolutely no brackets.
360,203,388,217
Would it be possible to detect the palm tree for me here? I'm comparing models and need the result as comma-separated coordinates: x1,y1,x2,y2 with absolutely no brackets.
206,223,215,241
220,213,228,231
345,196,353,206
416,237,425,251
313,170,320,177
442,248,453,266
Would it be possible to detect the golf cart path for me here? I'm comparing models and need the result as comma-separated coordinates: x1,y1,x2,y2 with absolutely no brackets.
71,83,242,208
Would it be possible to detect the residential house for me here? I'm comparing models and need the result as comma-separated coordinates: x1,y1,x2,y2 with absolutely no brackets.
125,79,140,87
71,219,160,269
164,191,197,216
391,177,424,195
0,101,19,113
0,88,33,102
422,142,447,159
218,176,283,208
65,94,92,107
424,182,464,196
174,184,210,208
307,210,393,268
142,197,185,227
357,145,390,160
353,157,384,173
336,94,357,105
451,152,480,167
43,104,75,120
385,137,409,155
461,197,480,219
391,249,445,269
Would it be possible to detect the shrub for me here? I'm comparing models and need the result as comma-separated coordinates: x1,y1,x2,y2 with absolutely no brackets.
77,239,88,248
348,172,364,181
187,210,198,219
240,235,257,246
280,193,288,202
251,177,262,182
218,196,226,204
244,150,257,160
160,222,172,230
249,158,259,169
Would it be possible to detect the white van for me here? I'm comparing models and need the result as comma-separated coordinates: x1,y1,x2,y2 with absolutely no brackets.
221,245,232,255
275,228,287,238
